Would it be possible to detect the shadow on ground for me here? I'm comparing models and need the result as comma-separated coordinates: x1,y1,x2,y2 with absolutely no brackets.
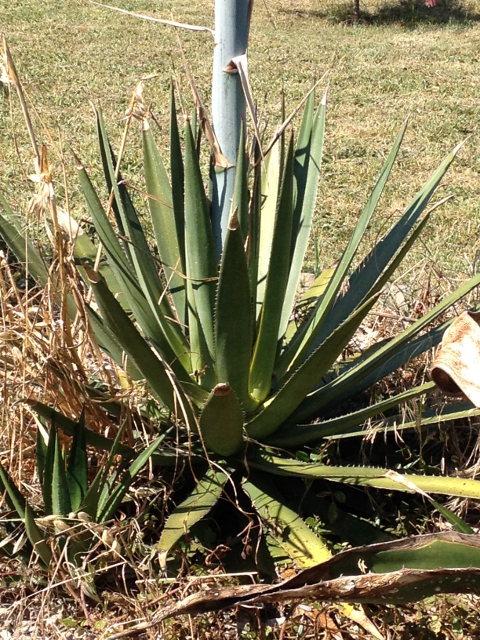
280,0,480,27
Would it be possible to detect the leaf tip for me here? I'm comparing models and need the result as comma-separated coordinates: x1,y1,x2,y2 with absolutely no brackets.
228,208,239,231
213,383,232,397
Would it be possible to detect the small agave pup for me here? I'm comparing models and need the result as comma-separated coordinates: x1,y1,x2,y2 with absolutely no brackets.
2,33,480,594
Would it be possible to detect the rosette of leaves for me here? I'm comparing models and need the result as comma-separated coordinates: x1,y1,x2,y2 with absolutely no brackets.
0,412,164,580
2,87,480,580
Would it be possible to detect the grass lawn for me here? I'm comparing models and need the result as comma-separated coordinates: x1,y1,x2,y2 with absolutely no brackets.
2,0,480,637
3,0,480,283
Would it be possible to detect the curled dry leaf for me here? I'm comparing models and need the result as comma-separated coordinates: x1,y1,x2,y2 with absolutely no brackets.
107,532,480,638
431,310,480,406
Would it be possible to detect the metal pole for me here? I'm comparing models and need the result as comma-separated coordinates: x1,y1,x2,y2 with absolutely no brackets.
211,0,249,258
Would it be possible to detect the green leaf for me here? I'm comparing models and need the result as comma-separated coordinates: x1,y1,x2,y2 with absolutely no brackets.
143,119,186,323
295,271,480,422
0,463,26,519
30,402,184,466
0,194,49,286
42,423,56,515
158,468,227,572
75,157,177,361
24,504,52,567
199,384,244,456
247,294,378,439
36,426,47,490
243,475,331,568
281,119,409,374
184,120,217,365
52,428,72,516
250,136,296,403
170,85,186,274
331,400,480,440
0,464,51,566
215,210,255,412
86,270,176,411
95,110,190,371
300,195,442,364
248,140,262,309
160,532,480,614
325,533,480,578
232,121,249,240
279,92,326,339
318,177,460,353
80,420,128,520
98,434,166,522
249,453,480,499
267,382,435,446
283,264,336,346
256,138,282,317
67,410,88,512
73,232,128,310
431,500,473,535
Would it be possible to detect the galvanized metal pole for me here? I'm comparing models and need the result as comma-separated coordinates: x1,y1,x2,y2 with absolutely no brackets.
211,0,249,258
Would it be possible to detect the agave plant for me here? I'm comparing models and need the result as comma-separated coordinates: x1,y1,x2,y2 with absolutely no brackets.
0,410,164,583
4,86,480,571
2,30,480,590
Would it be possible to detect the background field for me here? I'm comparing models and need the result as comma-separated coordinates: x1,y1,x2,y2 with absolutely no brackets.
3,0,480,289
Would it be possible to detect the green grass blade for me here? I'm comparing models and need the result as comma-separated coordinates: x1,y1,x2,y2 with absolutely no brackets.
250,453,480,499
267,382,435,446
247,294,378,439
52,428,72,516
215,211,255,412
243,475,331,568
279,93,326,339
199,384,244,456
98,434,166,522
250,137,296,403
67,409,88,512
158,468,227,572
283,120,409,373
294,272,480,422
143,119,186,323
184,120,217,363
